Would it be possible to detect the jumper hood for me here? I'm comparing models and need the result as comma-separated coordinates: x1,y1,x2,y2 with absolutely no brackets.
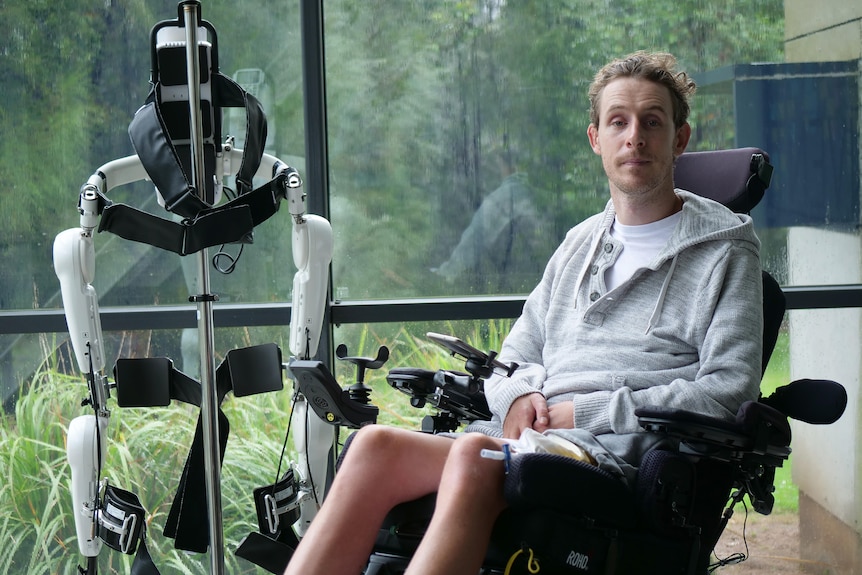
574,189,761,332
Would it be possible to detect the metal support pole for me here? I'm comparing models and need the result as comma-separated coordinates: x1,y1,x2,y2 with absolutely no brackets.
182,4,225,575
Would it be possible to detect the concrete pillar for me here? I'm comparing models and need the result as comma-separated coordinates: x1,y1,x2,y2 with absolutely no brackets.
788,228,861,572
784,1,862,571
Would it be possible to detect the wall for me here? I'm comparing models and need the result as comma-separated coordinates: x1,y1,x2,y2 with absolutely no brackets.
784,0,862,572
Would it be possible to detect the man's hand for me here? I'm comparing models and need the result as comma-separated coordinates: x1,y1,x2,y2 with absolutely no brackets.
547,401,575,430
503,393,549,439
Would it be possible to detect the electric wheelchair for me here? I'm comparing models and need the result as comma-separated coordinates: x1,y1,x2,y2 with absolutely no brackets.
332,148,847,575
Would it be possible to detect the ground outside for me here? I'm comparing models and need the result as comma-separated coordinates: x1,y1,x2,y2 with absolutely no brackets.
716,512,837,574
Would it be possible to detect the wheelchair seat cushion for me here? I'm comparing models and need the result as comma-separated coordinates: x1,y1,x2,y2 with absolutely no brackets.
503,452,637,528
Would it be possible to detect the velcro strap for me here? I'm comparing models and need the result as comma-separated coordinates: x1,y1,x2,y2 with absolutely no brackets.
98,201,253,256
96,172,288,255
96,484,162,575
253,468,301,537
98,484,146,555
112,344,283,553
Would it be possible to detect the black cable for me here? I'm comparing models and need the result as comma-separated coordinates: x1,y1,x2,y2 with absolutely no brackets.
709,499,750,571
85,342,104,553
212,243,244,274
273,390,298,485
211,185,245,274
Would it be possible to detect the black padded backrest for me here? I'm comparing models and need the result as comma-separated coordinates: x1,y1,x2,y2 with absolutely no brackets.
675,148,781,373
674,147,773,213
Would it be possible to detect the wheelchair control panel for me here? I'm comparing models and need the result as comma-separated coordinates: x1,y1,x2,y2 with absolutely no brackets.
386,332,517,433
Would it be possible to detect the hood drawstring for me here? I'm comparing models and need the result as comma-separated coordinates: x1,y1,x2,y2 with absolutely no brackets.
646,254,678,334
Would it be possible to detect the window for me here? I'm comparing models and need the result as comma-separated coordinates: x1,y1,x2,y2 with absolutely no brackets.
1,1,859,573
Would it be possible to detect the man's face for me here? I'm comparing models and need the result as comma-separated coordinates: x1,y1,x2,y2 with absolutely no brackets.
587,77,690,200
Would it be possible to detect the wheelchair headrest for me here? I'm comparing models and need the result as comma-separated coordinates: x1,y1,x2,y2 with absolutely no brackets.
674,147,773,213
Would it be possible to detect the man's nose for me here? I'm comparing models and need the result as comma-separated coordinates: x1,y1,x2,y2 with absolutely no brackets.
625,124,645,147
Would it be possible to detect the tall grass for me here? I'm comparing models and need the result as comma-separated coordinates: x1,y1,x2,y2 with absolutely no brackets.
0,322,503,575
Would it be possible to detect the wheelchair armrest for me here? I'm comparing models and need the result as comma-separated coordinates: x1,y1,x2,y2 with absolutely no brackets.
636,401,791,467
288,360,379,428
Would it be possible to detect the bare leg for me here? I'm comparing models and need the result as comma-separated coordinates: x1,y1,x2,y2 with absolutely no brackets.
284,425,455,575
406,433,508,575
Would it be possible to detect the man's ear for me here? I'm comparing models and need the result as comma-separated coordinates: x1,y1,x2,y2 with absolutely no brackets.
587,124,601,155
673,122,692,157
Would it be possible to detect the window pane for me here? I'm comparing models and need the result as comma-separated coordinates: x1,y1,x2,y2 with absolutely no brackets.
332,319,515,427
322,0,832,300
0,2,304,313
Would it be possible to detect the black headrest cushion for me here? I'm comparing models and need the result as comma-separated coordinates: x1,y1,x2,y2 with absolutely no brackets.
674,147,771,213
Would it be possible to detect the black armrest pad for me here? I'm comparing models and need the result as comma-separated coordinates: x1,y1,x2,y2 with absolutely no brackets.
636,401,791,450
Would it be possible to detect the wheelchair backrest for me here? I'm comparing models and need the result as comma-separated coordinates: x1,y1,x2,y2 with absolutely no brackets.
674,147,781,374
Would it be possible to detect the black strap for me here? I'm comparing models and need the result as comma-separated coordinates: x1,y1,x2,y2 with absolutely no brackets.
97,484,162,575
128,73,267,218
234,473,301,574
96,169,288,256
235,531,296,574
213,73,267,196
113,343,284,553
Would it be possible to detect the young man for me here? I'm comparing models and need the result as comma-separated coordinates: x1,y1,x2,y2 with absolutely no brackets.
283,50,763,575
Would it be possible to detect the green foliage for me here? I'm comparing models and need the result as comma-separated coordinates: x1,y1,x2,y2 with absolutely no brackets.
322,0,786,299
762,329,797,513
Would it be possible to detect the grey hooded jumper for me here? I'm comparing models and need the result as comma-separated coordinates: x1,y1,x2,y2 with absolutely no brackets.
465,190,763,483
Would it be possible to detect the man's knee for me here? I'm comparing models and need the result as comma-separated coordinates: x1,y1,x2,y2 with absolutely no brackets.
447,433,506,481
348,424,412,464
440,433,507,511
452,432,501,454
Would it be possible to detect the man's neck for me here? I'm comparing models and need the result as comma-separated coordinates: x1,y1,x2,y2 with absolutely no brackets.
611,188,682,225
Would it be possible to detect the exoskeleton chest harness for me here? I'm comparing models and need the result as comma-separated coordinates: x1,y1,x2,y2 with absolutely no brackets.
90,69,293,256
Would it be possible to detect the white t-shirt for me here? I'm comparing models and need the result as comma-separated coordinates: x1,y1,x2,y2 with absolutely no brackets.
605,211,682,291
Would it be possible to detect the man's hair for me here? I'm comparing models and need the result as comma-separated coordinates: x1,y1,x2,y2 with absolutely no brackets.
588,51,696,129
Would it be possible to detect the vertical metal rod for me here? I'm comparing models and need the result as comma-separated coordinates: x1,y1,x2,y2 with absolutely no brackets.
182,5,225,575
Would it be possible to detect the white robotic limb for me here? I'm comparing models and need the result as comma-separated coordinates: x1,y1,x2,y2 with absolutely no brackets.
54,190,112,562
281,160,337,537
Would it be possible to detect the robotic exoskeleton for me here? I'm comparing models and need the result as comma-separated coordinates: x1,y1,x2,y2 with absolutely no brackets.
54,3,335,574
